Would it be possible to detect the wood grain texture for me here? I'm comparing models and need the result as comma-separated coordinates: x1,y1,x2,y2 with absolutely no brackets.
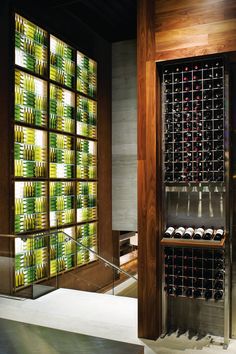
155,0,236,61
138,0,162,340
160,237,226,248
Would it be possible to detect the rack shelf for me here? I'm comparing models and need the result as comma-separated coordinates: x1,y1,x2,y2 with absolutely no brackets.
161,236,225,248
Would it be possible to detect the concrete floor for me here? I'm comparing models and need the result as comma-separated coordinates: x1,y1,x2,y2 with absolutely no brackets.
0,317,143,354
0,288,235,354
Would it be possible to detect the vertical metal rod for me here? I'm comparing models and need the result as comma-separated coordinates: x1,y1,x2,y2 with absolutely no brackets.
223,70,230,349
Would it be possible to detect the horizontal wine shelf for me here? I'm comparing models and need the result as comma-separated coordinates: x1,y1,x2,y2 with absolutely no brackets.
161,237,225,248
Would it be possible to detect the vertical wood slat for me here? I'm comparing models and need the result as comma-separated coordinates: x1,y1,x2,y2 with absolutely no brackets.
138,0,162,340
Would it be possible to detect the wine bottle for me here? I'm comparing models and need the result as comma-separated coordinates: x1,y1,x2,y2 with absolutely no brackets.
183,227,194,239
184,85,191,92
174,277,182,286
193,227,204,239
165,275,173,284
214,290,223,300
164,226,175,238
164,255,173,265
214,228,224,241
185,288,192,297
174,226,185,238
215,270,224,280
174,287,182,296
193,289,201,298
214,281,223,290
165,286,174,295
184,266,192,277
203,228,213,240
165,163,173,172
204,279,212,289
204,269,212,279
184,276,192,286
193,63,200,70
204,290,212,300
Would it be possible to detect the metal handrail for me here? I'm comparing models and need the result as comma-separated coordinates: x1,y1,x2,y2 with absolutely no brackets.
0,231,138,281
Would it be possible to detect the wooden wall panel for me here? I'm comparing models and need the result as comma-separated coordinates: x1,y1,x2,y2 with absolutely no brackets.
155,0,236,61
138,0,162,340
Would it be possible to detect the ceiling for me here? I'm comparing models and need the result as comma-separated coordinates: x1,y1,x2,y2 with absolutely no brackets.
47,0,137,42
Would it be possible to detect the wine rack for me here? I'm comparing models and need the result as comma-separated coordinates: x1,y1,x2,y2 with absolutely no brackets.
15,235,48,288
15,14,47,76
13,12,98,290
50,84,75,133
49,181,75,227
76,138,97,179
160,55,229,340
163,58,225,183
77,182,97,223
49,132,74,178
15,181,47,233
77,51,97,98
14,125,47,178
50,35,75,89
77,222,98,266
77,95,97,139
164,247,225,301
50,227,76,276
15,69,47,127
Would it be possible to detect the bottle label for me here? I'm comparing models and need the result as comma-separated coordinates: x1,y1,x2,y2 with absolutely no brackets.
205,228,213,235
165,227,175,237
175,227,185,237
215,229,224,236
194,227,204,237
184,227,194,237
